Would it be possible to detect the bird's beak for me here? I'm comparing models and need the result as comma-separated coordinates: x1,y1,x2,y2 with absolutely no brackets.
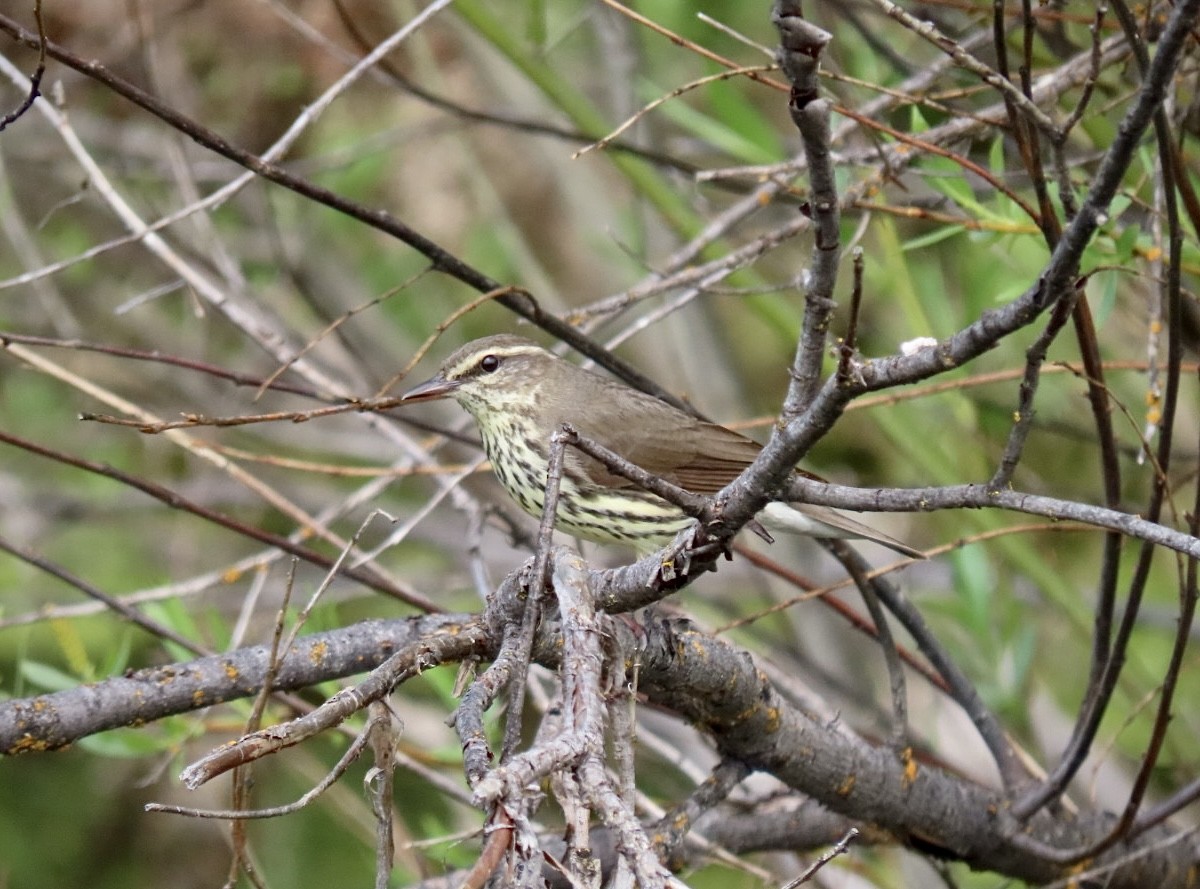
401,373,460,403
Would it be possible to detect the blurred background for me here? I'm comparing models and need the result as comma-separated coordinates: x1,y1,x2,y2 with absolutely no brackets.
0,0,1197,886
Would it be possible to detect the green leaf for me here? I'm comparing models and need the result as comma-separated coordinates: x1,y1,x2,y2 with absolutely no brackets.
77,727,175,758
1113,223,1140,264
902,224,966,252
19,660,81,692
648,82,777,165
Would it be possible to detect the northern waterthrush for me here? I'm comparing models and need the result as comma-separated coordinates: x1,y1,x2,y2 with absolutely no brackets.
402,334,922,559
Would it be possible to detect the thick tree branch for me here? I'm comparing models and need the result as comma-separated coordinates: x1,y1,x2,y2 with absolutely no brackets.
635,618,1199,888
0,614,486,754
5,548,1198,885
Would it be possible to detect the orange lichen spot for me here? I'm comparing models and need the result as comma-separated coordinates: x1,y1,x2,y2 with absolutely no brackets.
308,640,329,664
763,707,781,733
1066,860,1094,885
192,689,206,706
224,662,240,681
1144,246,1163,262
836,774,856,797
10,734,51,754
221,566,244,584
901,746,919,788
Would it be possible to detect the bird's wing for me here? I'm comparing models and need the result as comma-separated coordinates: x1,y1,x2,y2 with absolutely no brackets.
650,421,763,493
562,379,764,493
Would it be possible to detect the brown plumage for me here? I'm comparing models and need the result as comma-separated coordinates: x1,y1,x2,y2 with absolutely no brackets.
402,334,922,558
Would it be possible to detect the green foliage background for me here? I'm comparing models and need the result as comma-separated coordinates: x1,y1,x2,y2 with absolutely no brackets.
0,0,1196,886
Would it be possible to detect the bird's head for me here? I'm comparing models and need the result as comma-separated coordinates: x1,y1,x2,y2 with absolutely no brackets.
401,335,552,419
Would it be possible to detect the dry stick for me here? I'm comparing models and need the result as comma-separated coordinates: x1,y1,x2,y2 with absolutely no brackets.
577,755,670,889
828,541,909,753
81,401,393,433
835,248,865,385
454,652,511,788
230,561,298,881
650,759,750,865
552,552,671,888
146,719,377,820
497,428,570,763
83,288,520,433
781,827,859,888
453,569,549,789
608,680,637,809
1006,0,1060,236
1010,0,1195,829
574,64,778,158
552,748,599,885
989,284,1083,488
0,0,42,130
457,808,514,889
179,622,485,789
1126,145,1200,850
994,0,1131,826
869,0,1059,138
366,701,398,889
772,3,839,416
1057,4,1108,145
539,706,592,882
0,330,331,400
1132,491,1200,840
255,269,429,399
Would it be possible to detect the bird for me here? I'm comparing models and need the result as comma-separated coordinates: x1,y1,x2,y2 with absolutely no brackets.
401,334,922,559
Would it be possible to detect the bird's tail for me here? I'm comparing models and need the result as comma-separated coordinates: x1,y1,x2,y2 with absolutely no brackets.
759,501,925,559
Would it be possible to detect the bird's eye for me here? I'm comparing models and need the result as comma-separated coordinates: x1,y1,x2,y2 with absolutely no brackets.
479,354,501,373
